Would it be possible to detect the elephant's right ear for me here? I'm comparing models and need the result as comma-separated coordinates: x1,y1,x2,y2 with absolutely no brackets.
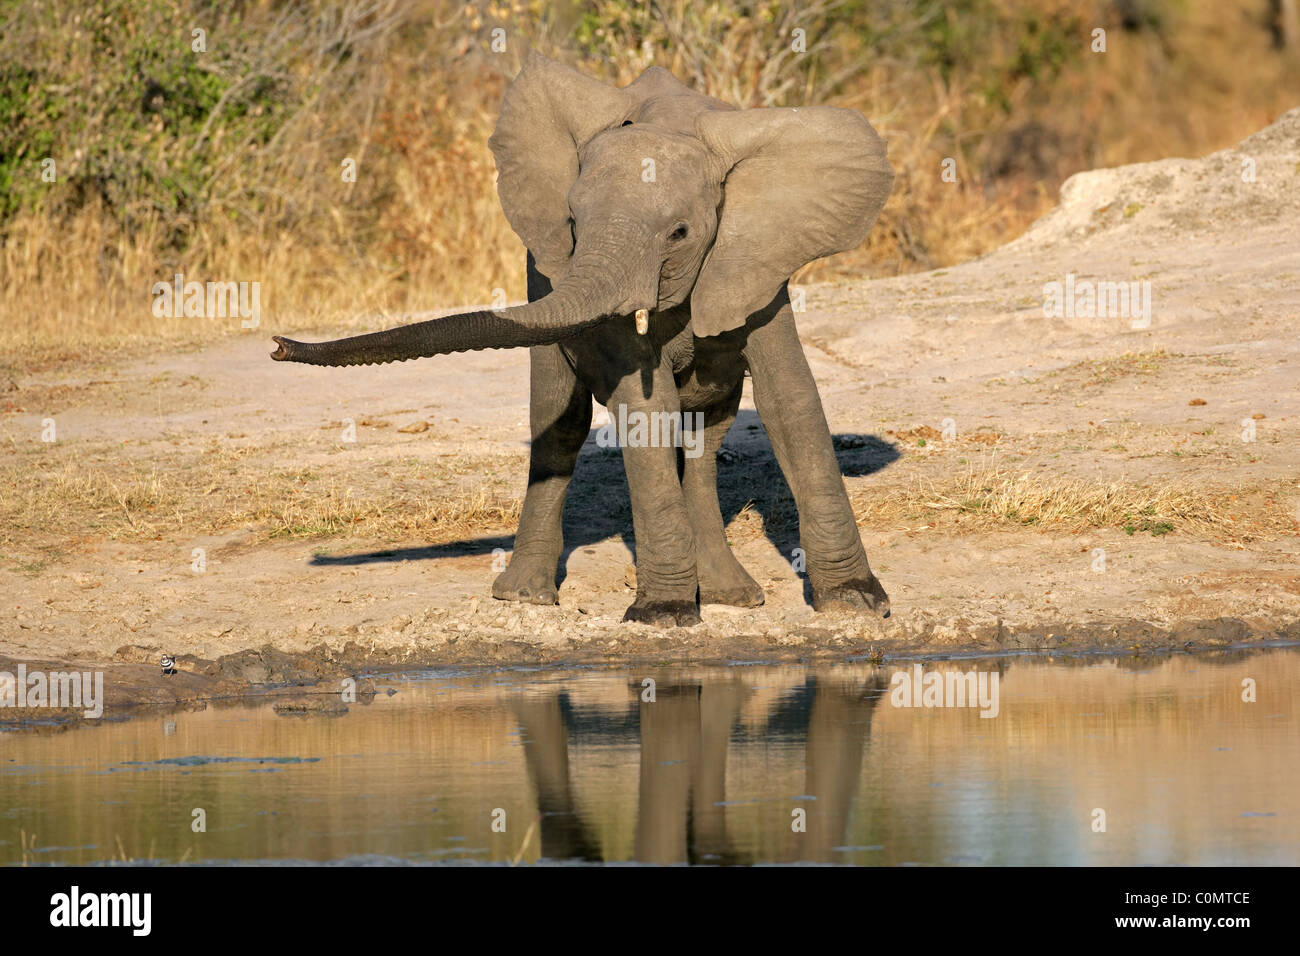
489,52,634,283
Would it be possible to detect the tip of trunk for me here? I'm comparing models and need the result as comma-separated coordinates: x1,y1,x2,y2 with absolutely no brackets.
270,336,293,361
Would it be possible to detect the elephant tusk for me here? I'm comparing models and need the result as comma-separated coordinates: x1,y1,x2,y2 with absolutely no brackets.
635,309,649,335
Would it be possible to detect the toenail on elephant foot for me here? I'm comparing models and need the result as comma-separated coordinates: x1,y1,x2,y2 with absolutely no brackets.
698,555,765,607
622,599,702,628
700,583,765,608
493,583,559,605
492,564,559,605
812,576,891,618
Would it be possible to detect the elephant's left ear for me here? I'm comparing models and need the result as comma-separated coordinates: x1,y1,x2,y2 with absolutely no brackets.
691,107,893,336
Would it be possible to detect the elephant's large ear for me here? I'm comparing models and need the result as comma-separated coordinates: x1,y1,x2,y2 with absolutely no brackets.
691,107,893,336
488,52,635,282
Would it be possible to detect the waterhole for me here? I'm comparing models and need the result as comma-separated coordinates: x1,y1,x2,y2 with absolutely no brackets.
2,647,1296,865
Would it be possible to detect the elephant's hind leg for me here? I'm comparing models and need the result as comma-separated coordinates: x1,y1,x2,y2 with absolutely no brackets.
493,342,591,606
681,383,764,607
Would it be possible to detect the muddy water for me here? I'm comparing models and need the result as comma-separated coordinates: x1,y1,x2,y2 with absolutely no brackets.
2,647,1297,866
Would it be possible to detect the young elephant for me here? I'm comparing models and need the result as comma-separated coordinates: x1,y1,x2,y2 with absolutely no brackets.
271,52,893,627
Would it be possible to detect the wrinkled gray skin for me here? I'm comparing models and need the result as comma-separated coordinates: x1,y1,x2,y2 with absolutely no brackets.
271,52,894,627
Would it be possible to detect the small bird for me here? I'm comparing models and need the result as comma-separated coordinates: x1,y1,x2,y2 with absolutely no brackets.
161,654,177,676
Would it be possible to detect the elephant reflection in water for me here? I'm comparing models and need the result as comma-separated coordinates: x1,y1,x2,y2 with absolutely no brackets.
509,671,889,863
509,694,604,861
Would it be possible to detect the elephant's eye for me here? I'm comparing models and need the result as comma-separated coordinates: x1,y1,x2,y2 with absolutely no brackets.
669,223,688,242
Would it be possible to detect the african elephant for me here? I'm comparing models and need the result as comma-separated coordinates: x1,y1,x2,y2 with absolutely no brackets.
271,52,893,627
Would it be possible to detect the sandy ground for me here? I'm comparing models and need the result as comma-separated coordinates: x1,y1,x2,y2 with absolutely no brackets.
2,109,1298,712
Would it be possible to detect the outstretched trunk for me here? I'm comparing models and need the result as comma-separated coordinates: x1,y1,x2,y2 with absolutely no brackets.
271,254,624,367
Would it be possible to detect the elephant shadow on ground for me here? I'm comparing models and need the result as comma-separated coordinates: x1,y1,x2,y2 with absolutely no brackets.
552,409,900,593
312,408,900,606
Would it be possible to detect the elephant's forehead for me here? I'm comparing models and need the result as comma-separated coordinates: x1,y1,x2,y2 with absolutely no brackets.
577,128,715,202
628,93,720,134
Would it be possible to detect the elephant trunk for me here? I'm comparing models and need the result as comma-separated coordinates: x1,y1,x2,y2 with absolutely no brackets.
270,254,625,368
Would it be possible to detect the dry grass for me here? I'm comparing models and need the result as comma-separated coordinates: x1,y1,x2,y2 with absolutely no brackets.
1043,349,1176,388
2,444,1295,571
0,448,524,547
0,0,525,359
719,464,1296,545
850,465,1299,541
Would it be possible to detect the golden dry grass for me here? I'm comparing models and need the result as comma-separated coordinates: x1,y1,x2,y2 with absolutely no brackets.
674,462,1298,545
8,444,1294,553
0,0,525,359
0,447,524,547
1041,349,1176,387
851,465,1299,541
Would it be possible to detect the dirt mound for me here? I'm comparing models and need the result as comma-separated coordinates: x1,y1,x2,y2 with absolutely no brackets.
1003,106,1300,253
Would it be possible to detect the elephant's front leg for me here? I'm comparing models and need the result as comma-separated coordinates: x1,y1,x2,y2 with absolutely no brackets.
741,290,890,617
610,364,702,627
492,343,591,605
680,382,764,607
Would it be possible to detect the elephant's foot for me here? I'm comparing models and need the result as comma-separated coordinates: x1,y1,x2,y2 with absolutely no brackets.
492,555,559,605
698,550,765,607
622,597,702,628
811,574,891,618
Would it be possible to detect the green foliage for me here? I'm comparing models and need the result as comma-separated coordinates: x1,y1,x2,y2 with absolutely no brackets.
1123,518,1175,536
916,0,1089,112
0,0,329,247
920,0,997,78
0,63,60,219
